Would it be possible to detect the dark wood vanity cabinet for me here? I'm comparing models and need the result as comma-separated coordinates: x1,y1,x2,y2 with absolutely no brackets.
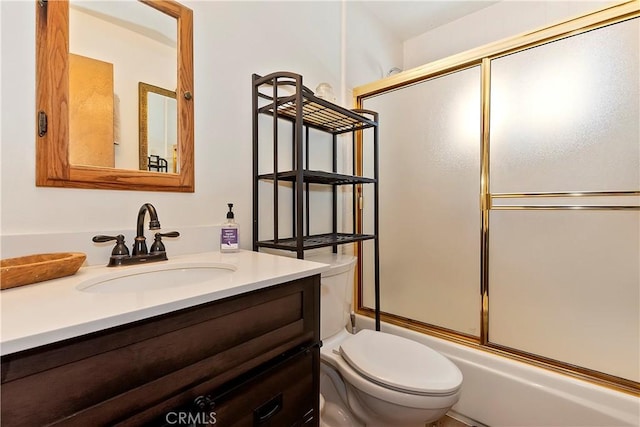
1,275,320,426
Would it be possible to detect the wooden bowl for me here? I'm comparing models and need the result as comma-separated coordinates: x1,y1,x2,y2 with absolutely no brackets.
1,252,87,290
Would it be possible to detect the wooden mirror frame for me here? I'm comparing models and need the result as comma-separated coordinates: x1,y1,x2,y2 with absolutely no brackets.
36,0,194,192
138,82,177,172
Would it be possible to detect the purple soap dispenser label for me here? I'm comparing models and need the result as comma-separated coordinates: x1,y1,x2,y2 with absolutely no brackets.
221,228,238,249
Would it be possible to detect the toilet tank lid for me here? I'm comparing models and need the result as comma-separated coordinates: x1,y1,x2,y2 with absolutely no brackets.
339,330,463,395
305,253,356,277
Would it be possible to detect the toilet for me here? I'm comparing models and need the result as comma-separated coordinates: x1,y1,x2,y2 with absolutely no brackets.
310,253,463,427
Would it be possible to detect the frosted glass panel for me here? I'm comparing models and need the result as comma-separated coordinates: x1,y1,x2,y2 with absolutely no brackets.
490,18,640,193
362,67,481,336
489,210,640,381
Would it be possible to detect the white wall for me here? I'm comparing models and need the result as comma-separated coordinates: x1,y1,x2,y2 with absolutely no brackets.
345,1,404,93
403,0,617,69
0,1,400,264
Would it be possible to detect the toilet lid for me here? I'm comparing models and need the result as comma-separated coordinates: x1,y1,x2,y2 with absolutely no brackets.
339,330,462,396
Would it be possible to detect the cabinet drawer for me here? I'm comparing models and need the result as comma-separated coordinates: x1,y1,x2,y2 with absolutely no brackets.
211,346,318,427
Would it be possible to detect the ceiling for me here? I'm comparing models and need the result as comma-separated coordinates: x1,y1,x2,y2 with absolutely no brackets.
71,1,176,47
358,1,500,41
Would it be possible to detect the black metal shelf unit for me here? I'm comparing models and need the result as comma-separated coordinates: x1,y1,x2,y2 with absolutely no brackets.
252,69,378,249
252,71,381,329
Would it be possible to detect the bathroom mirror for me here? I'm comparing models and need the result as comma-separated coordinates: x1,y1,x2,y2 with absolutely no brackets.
35,0,194,192
138,83,177,173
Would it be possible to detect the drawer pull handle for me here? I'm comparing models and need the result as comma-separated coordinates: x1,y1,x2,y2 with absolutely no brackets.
254,393,282,425
193,395,214,411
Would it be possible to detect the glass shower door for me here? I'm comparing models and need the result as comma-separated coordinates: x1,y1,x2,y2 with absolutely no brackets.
488,17,640,382
362,66,482,337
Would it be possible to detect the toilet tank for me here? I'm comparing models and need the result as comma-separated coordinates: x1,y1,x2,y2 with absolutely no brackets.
306,253,356,340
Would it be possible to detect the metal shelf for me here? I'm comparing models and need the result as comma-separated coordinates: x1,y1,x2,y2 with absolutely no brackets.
257,233,375,251
252,71,381,330
257,94,377,134
258,170,376,185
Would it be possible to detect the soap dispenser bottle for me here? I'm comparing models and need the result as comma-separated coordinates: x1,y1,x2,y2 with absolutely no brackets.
220,203,239,253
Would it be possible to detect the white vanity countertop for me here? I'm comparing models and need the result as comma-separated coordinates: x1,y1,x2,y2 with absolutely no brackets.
0,250,329,356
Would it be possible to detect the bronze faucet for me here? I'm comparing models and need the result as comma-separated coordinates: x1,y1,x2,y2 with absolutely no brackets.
133,203,160,256
93,203,179,267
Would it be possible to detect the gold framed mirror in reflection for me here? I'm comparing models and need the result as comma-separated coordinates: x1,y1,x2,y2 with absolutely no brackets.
35,0,194,192
138,82,178,173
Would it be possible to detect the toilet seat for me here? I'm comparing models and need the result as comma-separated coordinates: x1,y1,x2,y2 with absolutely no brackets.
339,330,462,396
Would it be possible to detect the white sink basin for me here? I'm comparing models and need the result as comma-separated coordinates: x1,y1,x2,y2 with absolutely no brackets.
77,262,236,294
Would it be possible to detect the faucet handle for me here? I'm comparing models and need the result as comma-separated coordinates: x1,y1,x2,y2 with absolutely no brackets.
150,231,180,253
158,231,180,238
92,234,130,256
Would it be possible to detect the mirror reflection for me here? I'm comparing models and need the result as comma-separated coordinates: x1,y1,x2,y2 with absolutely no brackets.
68,0,177,171
139,83,178,173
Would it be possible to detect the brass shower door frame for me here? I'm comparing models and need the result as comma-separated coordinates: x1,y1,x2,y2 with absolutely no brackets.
352,0,640,395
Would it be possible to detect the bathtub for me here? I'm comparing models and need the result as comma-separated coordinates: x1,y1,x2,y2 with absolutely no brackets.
357,316,639,427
